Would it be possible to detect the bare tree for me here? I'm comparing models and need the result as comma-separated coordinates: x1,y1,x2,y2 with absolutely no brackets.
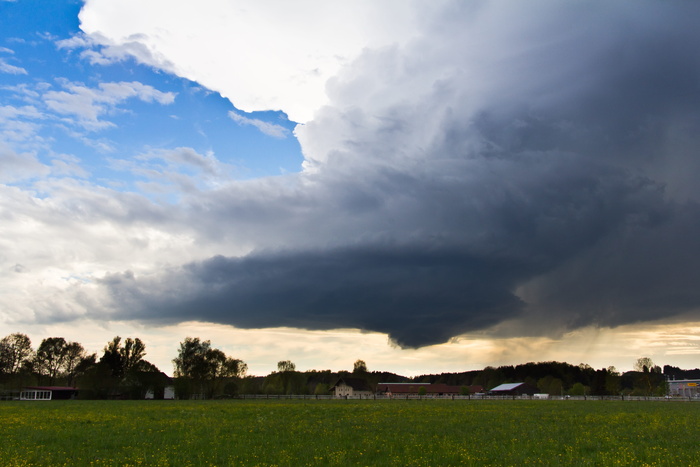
634,357,655,373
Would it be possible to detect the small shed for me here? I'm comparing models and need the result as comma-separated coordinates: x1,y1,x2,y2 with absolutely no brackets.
488,382,538,396
330,377,373,397
20,386,79,401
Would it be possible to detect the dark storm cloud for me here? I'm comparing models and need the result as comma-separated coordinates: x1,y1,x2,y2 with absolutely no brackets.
101,246,527,347
95,2,700,346
518,201,700,330
99,157,671,347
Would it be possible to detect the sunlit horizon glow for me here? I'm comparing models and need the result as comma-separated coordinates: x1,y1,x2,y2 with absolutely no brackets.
11,320,700,377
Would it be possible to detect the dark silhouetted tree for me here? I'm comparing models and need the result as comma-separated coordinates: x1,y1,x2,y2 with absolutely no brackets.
264,360,307,394
63,341,88,386
353,359,367,374
100,337,124,378
100,336,147,378
173,337,247,399
0,333,34,375
277,360,296,372
121,337,147,374
605,366,621,395
93,336,157,398
35,337,69,385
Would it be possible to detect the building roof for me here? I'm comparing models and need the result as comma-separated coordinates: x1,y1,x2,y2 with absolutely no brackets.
376,383,478,394
376,383,433,394
23,386,78,391
330,377,373,392
488,382,539,395
489,383,526,392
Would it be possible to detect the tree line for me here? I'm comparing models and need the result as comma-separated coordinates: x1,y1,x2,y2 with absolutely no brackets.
0,332,692,399
0,332,167,399
415,358,672,397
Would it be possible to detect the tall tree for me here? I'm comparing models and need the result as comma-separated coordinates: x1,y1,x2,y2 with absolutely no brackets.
173,337,247,399
353,359,368,374
74,353,98,379
206,348,248,397
273,360,306,394
63,341,88,386
634,357,655,373
96,336,155,399
0,333,34,375
217,354,247,380
35,337,69,385
173,337,211,381
100,336,147,378
605,366,621,395
631,359,664,396
121,337,147,374
100,336,124,378
277,360,296,372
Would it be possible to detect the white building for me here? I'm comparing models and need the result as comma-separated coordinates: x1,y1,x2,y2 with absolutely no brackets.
20,386,78,400
667,379,700,397
329,377,373,397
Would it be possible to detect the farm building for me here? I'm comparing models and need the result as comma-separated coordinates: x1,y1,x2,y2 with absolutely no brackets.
667,379,700,398
488,382,538,396
141,371,175,400
376,383,483,396
329,377,373,397
145,385,175,400
20,386,78,401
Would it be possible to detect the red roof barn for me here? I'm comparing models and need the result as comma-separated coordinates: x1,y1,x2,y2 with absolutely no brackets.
377,383,483,396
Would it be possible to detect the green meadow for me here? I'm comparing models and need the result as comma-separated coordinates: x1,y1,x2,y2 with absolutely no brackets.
1,399,699,466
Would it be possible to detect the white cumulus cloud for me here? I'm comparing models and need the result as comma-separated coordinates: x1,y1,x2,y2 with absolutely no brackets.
43,80,176,130
0,58,27,75
79,0,445,123
228,111,289,139
0,144,50,182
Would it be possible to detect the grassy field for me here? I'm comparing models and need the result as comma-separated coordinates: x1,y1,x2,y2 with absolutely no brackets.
1,399,699,466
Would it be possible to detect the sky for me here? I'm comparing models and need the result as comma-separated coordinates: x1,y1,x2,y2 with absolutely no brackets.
2,0,700,377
